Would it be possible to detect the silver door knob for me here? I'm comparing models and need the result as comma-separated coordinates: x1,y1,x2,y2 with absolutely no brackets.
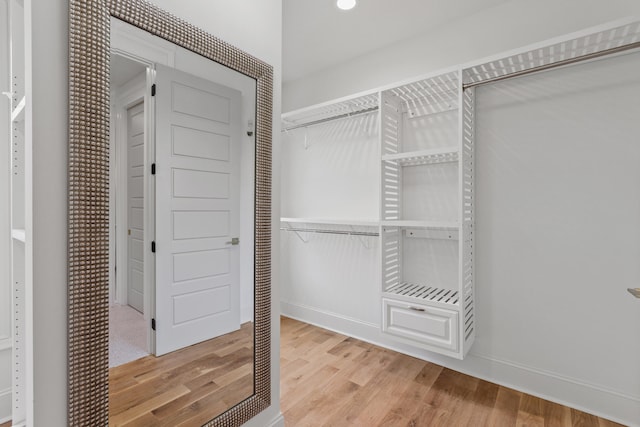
226,237,240,246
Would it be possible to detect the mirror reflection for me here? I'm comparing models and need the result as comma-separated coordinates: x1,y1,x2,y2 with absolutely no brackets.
107,18,256,426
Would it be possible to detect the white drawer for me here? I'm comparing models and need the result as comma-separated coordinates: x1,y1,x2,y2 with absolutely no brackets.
382,298,458,352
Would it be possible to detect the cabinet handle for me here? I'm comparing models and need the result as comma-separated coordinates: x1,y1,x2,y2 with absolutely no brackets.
408,306,425,312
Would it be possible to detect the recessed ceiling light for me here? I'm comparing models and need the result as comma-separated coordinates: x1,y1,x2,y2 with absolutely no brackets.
337,0,357,11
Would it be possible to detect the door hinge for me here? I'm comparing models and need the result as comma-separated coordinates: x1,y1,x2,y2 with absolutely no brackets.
151,241,156,253
151,84,156,96
151,163,156,175
151,318,156,331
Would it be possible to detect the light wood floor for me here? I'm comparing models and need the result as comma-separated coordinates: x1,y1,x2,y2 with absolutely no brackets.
109,322,253,426
280,317,624,427
0,421,10,427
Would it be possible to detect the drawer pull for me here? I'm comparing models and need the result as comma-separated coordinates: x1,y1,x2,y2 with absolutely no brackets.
408,306,425,312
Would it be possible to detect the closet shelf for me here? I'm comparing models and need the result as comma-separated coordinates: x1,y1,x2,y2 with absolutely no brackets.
462,21,640,87
282,92,379,131
381,220,459,230
11,229,26,242
11,96,26,123
384,71,459,113
281,217,379,227
384,282,460,307
382,148,459,166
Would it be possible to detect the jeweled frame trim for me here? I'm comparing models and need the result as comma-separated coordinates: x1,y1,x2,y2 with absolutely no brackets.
68,0,273,425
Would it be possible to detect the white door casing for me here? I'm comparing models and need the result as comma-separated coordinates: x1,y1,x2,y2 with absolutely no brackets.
154,64,241,356
127,101,145,313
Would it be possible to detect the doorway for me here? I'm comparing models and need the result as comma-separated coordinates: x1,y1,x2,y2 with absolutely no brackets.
109,53,149,367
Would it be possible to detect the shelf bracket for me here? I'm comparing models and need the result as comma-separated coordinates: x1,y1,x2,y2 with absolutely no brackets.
304,128,309,150
292,229,309,243
1,91,12,100
282,222,309,243
350,226,370,249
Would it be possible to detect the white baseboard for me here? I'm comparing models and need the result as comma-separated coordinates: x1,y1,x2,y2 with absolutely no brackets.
266,413,285,427
281,300,640,427
242,411,284,427
0,387,12,424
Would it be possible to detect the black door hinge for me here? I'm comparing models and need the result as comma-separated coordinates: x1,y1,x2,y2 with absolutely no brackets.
151,318,156,331
151,84,156,96
151,163,156,175
151,241,156,253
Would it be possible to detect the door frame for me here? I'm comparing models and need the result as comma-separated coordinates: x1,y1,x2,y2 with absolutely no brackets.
109,49,157,355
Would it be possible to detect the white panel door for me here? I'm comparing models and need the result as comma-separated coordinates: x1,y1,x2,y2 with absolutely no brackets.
154,64,241,356
127,101,145,313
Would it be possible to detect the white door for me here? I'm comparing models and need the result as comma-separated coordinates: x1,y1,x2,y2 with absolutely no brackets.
127,101,145,313
154,64,242,356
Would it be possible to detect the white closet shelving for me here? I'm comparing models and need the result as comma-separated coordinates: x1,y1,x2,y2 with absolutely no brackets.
281,218,379,228
282,92,379,131
8,0,29,424
379,70,475,359
281,74,476,359
281,18,640,362
281,91,381,237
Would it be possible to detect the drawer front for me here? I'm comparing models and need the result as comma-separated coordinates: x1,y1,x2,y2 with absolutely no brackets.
382,298,458,352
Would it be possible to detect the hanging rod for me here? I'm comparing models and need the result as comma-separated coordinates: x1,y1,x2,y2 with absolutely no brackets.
463,41,640,90
280,226,379,237
282,106,379,131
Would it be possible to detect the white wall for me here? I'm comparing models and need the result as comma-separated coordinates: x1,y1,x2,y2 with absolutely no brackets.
0,0,12,421
29,0,282,425
280,2,640,426
283,0,640,112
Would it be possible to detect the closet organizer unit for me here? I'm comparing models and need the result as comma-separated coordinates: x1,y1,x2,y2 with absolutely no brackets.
281,77,476,359
380,71,475,359
281,18,640,361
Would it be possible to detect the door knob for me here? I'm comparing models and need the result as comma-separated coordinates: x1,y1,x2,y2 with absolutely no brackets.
226,237,240,246
628,288,640,299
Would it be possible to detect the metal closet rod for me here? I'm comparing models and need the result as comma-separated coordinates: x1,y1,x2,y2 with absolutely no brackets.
463,40,640,90
283,106,379,131
280,226,379,237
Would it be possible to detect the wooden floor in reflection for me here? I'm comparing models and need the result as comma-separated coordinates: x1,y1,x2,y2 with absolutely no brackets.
109,322,254,427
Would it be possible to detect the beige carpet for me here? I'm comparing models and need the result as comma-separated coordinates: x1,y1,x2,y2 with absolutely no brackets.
109,303,148,368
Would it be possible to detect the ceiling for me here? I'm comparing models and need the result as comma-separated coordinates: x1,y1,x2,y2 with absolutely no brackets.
283,0,511,82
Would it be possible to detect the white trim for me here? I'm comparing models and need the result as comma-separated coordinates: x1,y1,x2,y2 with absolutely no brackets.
111,18,176,68
266,413,285,427
243,412,284,427
280,301,640,427
470,352,640,404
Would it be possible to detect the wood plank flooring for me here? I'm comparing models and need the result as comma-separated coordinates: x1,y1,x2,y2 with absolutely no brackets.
280,317,625,427
109,322,253,426
0,421,10,427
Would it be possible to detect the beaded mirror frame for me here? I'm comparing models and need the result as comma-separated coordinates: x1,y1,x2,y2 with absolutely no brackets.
68,0,273,425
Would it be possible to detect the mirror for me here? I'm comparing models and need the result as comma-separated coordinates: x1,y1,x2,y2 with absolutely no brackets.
68,1,272,426
107,18,256,425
